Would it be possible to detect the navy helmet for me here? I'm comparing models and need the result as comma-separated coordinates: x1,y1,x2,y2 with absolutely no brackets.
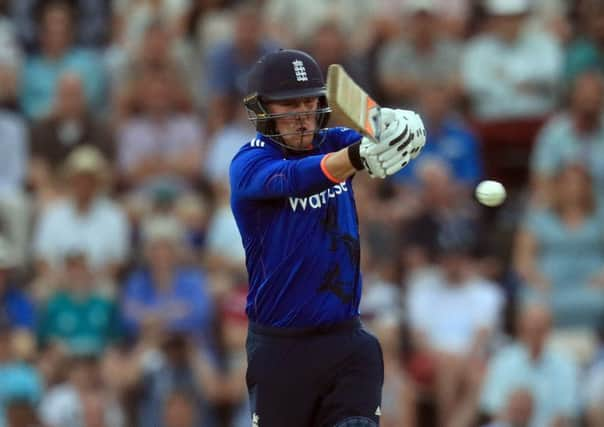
243,49,331,148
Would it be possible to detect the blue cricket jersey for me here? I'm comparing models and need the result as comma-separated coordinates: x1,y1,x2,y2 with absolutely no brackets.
229,128,363,327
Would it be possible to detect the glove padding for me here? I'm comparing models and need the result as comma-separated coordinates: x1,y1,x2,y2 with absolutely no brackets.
360,108,426,178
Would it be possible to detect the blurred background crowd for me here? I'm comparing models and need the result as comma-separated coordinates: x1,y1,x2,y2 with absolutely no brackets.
0,0,603,426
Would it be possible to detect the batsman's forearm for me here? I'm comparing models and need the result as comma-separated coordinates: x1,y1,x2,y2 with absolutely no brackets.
321,146,359,182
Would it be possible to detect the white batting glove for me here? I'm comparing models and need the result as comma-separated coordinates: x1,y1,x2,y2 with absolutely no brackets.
360,137,411,178
358,109,426,178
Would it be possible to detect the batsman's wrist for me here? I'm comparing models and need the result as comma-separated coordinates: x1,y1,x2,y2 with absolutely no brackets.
347,142,365,170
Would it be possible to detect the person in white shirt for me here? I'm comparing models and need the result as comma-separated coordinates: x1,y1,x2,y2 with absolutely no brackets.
480,303,580,427
33,146,129,296
462,0,563,121
407,218,504,427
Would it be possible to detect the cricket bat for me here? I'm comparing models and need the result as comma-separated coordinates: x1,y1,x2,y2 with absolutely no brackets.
326,64,382,142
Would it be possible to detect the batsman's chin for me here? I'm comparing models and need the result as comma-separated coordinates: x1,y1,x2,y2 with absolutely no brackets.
284,133,314,150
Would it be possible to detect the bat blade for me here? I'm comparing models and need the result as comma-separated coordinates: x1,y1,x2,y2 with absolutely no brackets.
326,64,381,141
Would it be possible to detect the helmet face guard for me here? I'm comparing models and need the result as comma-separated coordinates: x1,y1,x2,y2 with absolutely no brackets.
244,93,331,150
243,49,332,151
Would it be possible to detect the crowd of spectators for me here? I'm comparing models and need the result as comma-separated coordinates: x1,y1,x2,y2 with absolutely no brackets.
0,0,603,426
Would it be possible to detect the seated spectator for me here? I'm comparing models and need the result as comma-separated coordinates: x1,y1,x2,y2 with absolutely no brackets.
480,303,580,427
108,20,193,109
407,218,504,427
30,72,114,188
462,0,563,121
387,0,470,38
481,388,533,427
0,108,28,266
530,72,604,205
32,146,130,294
205,3,279,131
126,333,218,427
377,0,462,108
11,0,110,51
37,251,122,356
121,216,214,343
305,21,370,93
0,236,35,331
565,1,604,85
393,81,483,189
20,0,106,119
40,354,124,427
0,320,43,427
117,66,203,196
514,163,604,329
263,0,377,55
399,159,480,275
112,0,190,54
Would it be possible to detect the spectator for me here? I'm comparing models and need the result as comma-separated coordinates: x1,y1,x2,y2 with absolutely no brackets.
462,0,563,120
205,2,279,131
514,163,604,330
0,236,35,331
121,216,214,343
391,0,470,37
117,67,204,196
305,21,370,92
112,0,191,54
37,251,122,356
30,72,114,197
263,0,377,54
480,303,580,427
20,0,106,119
399,159,479,275
377,0,462,108
11,0,111,51
407,217,504,427
481,388,534,427
129,334,215,427
108,20,192,108
530,72,604,204
32,146,130,292
565,1,604,85
0,320,43,427
40,354,124,427
0,107,29,266
393,80,483,189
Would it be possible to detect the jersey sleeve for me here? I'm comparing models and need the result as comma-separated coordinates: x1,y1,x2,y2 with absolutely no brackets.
230,146,338,200
327,127,363,150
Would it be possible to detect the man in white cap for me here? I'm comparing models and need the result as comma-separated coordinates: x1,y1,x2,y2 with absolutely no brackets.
32,145,129,293
377,0,462,108
462,0,563,120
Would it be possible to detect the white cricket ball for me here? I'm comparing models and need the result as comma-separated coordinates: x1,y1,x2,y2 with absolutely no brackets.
475,180,506,207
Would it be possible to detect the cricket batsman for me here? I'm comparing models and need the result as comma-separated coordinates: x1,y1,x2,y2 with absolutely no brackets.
229,49,426,426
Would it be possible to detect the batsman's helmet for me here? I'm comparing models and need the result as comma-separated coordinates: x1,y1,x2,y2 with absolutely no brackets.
243,49,331,148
